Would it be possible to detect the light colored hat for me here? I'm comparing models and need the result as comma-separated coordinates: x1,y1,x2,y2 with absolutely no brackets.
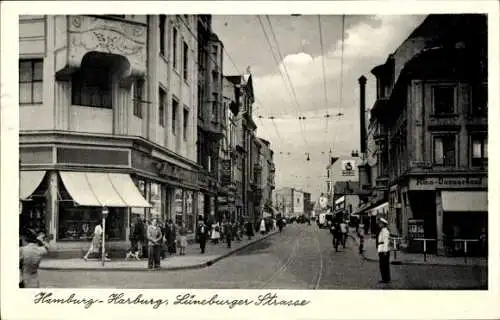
379,218,388,224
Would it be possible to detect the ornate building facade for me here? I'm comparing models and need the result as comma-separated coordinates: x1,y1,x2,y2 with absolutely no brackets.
19,15,203,254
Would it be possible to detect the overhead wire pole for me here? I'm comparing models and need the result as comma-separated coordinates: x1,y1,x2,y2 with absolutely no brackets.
265,15,310,150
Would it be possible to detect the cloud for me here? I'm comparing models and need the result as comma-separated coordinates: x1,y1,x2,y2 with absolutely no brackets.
253,15,426,115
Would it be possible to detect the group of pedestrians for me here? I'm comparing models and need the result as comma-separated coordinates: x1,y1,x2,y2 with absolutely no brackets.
329,219,349,252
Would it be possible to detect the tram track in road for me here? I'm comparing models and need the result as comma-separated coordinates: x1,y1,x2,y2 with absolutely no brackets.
313,227,324,290
258,227,308,289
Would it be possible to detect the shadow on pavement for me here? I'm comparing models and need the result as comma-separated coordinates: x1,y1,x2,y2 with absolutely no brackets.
234,239,273,256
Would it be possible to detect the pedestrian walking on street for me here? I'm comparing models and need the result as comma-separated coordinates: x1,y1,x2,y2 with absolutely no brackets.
377,218,391,283
331,222,342,252
245,219,253,240
259,218,266,235
132,217,145,258
224,220,233,248
164,219,177,255
358,223,365,255
83,222,103,261
277,218,284,233
340,220,348,248
147,218,162,270
177,223,188,256
196,220,209,254
19,229,50,288
211,222,221,244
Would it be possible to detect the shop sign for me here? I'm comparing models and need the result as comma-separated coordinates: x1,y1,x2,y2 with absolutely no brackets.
409,176,487,190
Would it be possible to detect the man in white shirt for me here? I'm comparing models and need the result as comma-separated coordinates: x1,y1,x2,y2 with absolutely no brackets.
377,218,391,283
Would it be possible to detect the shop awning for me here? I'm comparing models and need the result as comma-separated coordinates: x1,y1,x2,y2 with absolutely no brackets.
20,171,46,200
441,191,488,212
59,172,152,208
369,202,388,216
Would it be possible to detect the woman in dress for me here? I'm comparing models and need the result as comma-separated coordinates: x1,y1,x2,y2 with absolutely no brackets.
20,229,50,288
83,222,103,261
211,221,220,244
177,223,188,256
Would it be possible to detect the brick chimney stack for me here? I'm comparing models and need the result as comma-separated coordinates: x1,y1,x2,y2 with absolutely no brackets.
358,75,367,153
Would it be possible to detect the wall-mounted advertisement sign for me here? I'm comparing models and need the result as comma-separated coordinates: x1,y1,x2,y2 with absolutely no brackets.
341,160,356,176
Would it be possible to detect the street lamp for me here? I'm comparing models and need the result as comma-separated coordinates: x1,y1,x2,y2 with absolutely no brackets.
101,207,108,266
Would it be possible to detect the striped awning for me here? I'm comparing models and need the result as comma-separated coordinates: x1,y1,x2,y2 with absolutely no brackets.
59,172,151,208
20,171,46,200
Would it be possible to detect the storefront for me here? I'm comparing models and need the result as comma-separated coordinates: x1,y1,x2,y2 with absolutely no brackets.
406,175,488,256
20,171,49,236
19,138,203,254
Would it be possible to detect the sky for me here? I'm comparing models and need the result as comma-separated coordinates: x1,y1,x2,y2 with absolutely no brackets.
212,15,427,200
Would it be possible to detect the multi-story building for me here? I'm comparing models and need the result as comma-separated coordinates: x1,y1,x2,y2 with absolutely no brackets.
225,73,256,222
360,14,488,255
224,76,245,221
325,156,359,206
275,187,304,218
196,15,224,223
256,138,275,217
19,15,203,254
303,192,312,217
217,76,239,221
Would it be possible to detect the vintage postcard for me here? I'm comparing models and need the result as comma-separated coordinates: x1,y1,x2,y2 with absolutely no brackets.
1,1,499,319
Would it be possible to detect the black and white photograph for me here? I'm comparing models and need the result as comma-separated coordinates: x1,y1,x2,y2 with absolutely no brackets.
2,1,499,320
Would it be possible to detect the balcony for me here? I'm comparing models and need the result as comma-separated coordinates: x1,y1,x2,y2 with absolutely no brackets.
55,15,147,82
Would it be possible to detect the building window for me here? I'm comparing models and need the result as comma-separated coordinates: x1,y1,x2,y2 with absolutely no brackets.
432,86,455,115
72,64,112,108
19,59,43,104
159,15,166,56
183,41,189,80
197,83,203,119
172,27,178,70
212,93,218,122
471,135,488,167
183,107,189,140
172,98,178,134
133,79,144,118
471,84,487,116
433,135,456,166
159,88,166,127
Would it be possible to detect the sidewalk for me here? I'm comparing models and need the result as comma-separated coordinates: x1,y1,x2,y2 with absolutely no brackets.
350,232,487,267
40,230,279,272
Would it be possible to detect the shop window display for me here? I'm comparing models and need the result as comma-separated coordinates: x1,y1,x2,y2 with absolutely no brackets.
175,189,184,226
58,204,125,241
185,190,194,232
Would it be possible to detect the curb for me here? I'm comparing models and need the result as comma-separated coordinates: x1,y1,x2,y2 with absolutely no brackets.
40,231,279,272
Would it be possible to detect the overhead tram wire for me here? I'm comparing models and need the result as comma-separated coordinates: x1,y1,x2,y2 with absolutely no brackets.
318,15,330,147
331,15,346,157
256,15,299,148
264,15,310,149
